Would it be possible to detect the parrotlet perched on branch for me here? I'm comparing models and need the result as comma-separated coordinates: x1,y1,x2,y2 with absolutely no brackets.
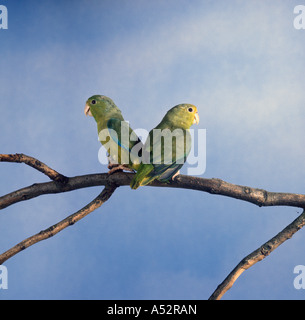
130,104,199,189
84,95,143,173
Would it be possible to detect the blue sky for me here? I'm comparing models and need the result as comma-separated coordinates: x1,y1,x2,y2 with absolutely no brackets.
0,0,305,299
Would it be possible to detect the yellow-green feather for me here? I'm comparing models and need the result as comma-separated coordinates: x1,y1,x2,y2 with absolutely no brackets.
130,103,198,189
86,95,142,170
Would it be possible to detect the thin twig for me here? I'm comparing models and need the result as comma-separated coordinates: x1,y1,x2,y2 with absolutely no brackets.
0,153,68,183
0,184,117,265
209,209,305,300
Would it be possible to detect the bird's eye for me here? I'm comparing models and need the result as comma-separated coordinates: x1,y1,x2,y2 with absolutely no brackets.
188,107,193,112
91,99,96,105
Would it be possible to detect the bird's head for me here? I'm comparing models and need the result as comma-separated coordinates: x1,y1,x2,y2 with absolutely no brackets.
84,95,122,120
165,104,200,129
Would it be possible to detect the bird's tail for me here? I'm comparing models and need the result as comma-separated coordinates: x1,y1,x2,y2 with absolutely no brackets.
130,165,154,189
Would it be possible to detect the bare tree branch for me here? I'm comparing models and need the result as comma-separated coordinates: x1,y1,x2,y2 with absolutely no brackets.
1,153,305,299
209,209,305,300
173,175,305,208
0,184,117,265
0,153,68,183
1,153,304,210
0,173,110,210
1,172,305,210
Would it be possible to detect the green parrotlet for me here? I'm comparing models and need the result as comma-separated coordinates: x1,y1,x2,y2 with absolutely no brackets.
84,95,142,173
130,104,199,189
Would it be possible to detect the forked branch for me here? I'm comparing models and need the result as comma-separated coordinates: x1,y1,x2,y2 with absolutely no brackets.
0,153,68,183
1,153,305,299
1,154,305,210
0,184,117,265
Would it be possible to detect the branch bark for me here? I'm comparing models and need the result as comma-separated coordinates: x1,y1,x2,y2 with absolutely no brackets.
0,184,117,265
1,153,305,299
1,173,305,210
0,153,68,183
209,209,305,300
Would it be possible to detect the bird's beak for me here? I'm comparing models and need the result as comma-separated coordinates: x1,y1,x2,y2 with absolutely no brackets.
193,112,199,125
84,104,92,116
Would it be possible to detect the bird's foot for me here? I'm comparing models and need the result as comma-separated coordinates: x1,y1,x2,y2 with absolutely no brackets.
171,170,180,180
107,164,135,175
